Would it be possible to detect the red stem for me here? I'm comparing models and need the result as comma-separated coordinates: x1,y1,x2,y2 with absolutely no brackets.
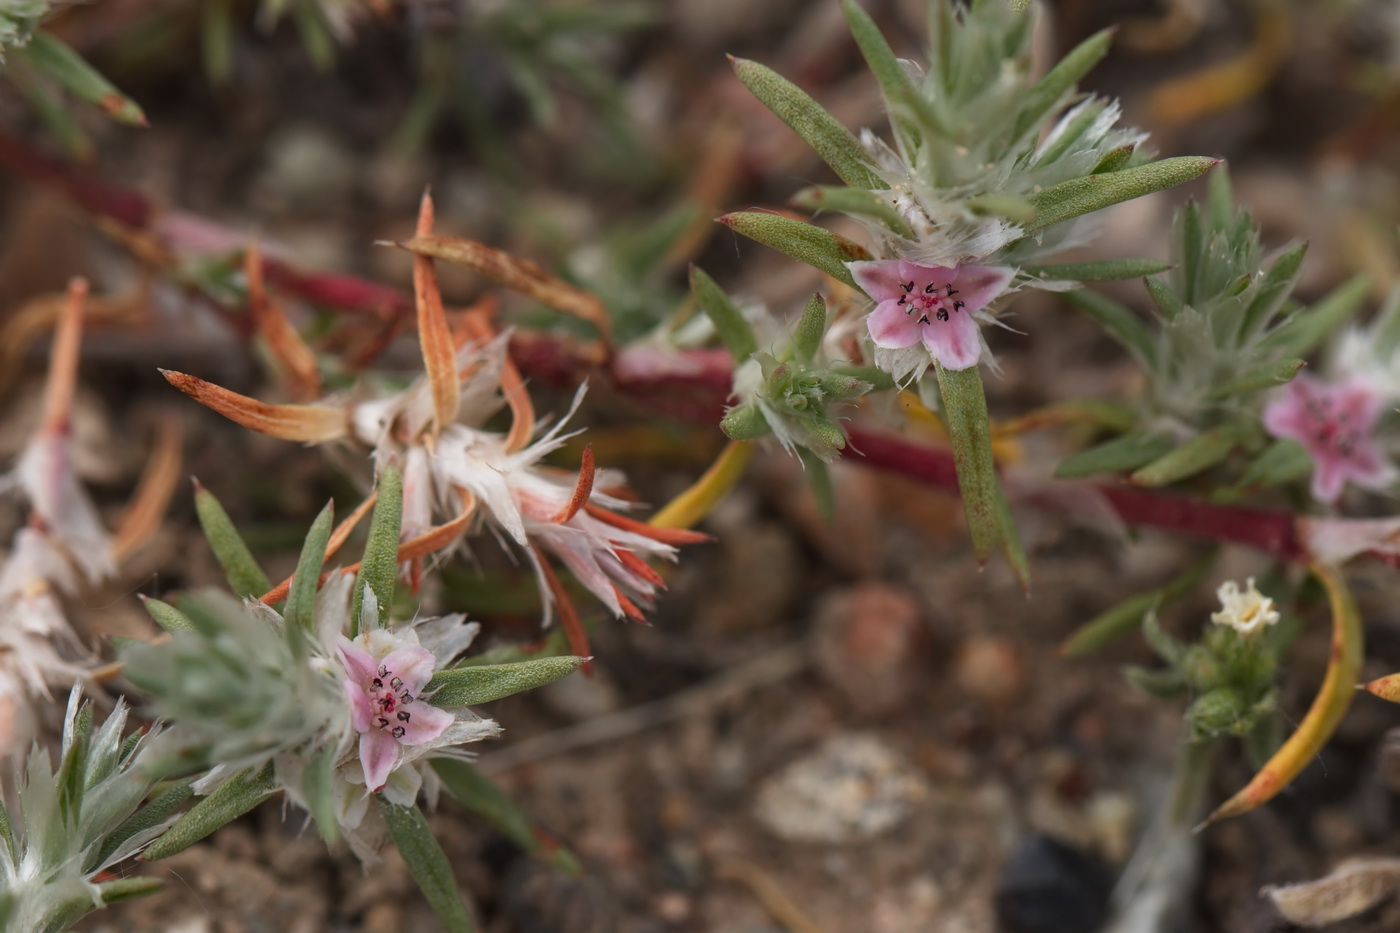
0,134,1364,569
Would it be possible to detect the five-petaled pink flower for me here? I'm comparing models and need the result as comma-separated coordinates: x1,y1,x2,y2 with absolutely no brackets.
336,635,454,793
850,259,1014,371
1263,374,1396,504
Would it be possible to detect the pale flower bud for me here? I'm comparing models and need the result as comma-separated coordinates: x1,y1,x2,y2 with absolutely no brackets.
1209,578,1280,635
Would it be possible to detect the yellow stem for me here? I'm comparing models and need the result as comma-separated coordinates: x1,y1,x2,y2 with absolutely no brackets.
649,439,753,531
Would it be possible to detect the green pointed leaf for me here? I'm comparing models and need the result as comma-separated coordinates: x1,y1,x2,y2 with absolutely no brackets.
1234,439,1312,490
141,764,275,861
1025,157,1219,234
433,760,581,875
284,501,334,634
1126,665,1187,699
690,266,757,362
138,595,195,634
1260,274,1368,359
720,403,771,441
718,212,868,289
1144,275,1185,321
1180,200,1203,307
1239,242,1307,339
1142,609,1189,667
379,799,476,932
797,447,835,524
1092,144,1136,174
1129,421,1248,487
1012,28,1113,142
0,797,13,862
1061,289,1154,364
839,0,940,148
966,194,1037,222
936,364,1028,588
90,782,193,872
11,65,93,161
730,56,883,190
97,876,164,904
791,185,912,238
1024,259,1173,282
194,480,271,599
1208,357,1304,400
1056,431,1174,478
17,32,147,126
202,0,236,85
352,464,403,636
793,293,826,364
427,657,588,708
301,743,339,844
1059,551,1215,657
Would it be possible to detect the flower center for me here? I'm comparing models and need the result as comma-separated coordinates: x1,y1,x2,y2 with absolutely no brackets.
896,279,965,325
1306,396,1362,458
369,663,417,739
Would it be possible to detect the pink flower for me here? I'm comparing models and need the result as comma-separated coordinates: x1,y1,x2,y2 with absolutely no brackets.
1263,375,1396,504
849,259,1014,371
336,635,454,793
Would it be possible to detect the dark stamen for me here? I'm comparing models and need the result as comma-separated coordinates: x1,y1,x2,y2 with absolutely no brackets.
925,283,937,294
936,309,949,322
953,300,965,311
901,281,914,292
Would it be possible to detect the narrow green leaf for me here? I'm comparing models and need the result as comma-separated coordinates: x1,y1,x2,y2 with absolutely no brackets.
11,64,93,161
1012,28,1114,142
690,266,757,362
433,760,581,875
1208,357,1304,400
730,56,883,190
797,447,836,524
1233,438,1312,491
1144,275,1185,321
1239,242,1307,339
1056,431,1175,479
352,464,403,636
1129,421,1248,487
427,657,588,708
17,32,147,126
0,797,15,862
790,185,912,238
1025,157,1219,234
936,365,1027,586
720,403,771,441
1092,144,1136,174
379,799,476,932
1180,200,1203,307
839,0,938,148
138,595,196,634
1126,665,1187,699
1206,163,1234,231
1061,289,1154,364
91,782,193,872
1025,259,1172,282
194,479,272,599
97,876,164,904
301,743,339,844
792,293,826,364
966,194,1037,222
140,764,275,861
719,212,868,289
1261,274,1369,359
201,0,235,85
284,501,335,633
1059,550,1216,657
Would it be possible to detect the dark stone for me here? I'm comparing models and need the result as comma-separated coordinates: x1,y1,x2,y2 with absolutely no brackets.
994,834,1116,933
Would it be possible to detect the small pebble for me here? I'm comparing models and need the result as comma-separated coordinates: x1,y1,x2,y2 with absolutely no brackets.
813,583,924,717
954,635,1024,707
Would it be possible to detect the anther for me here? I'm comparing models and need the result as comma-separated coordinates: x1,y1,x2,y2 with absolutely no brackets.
953,300,965,311
390,677,403,691
925,283,937,294
376,717,389,729
947,287,958,297
918,314,931,324
936,309,949,322
391,726,406,738
901,281,914,292
397,710,411,721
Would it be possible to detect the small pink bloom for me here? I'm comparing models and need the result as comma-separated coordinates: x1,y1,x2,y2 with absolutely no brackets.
849,259,1014,371
336,636,453,793
1263,375,1396,504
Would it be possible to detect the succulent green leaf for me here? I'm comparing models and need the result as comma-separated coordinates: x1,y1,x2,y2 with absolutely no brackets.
301,742,340,844
1025,157,1219,234
202,0,236,85
1129,421,1248,487
0,797,13,862
193,479,272,599
352,464,404,636
138,596,196,634
11,65,93,162
1239,242,1307,340
1011,28,1113,142
1092,144,1136,174
1056,431,1175,479
797,447,836,524
1126,665,1187,699
1059,551,1215,657
97,876,165,905
792,293,827,364
90,782,193,872
1061,289,1154,364
936,364,1028,589
284,501,335,635
839,0,939,149
1024,259,1173,282
1260,274,1369,359
1142,609,1189,668
1233,439,1312,491
1207,357,1304,400
690,266,757,362
379,798,476,933
16,32,147,126
433,760,581,875
427,657,589,708
720,403,772,441
141,764,275,861
1144,274,1185,321
791,185,913,238
718,212,868,289
965,194,1037,222
730,56,884,190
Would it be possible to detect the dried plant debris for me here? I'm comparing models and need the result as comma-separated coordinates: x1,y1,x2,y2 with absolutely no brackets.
1262,858,1400,927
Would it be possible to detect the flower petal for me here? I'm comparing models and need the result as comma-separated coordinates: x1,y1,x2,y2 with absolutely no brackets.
397,701,454,745
336,636,378,685
848,259,909,301
343,678,374,733
381,644,437,693
947,264,1014,315
866,300,925,349
360,730,400,793
921,305,982,370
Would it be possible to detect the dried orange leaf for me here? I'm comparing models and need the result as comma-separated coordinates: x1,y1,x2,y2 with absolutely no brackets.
246,242,321,400
161,370,349,442
412,193,460,432
112,413,184,563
